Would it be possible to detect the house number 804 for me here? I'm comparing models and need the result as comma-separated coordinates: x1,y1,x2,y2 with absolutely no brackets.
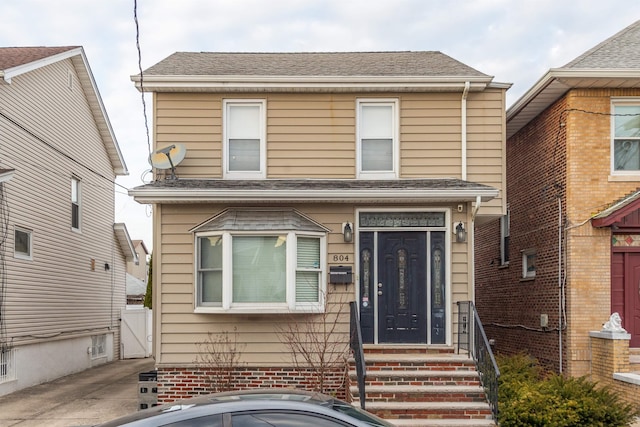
333,254,349,262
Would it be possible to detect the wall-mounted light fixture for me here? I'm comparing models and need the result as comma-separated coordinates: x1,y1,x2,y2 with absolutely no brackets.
104,263,110,271
455,222,467,243
342,222,353,243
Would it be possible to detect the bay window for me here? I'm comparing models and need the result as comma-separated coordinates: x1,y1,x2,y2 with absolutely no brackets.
193,209,327,313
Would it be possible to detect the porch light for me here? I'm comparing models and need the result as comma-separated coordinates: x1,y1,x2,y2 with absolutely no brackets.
342,222,353,243
455,222,467,243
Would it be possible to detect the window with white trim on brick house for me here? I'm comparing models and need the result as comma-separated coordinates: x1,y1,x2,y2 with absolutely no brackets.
612,100,640,173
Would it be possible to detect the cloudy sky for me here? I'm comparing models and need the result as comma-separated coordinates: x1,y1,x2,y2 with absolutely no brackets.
3,0,640,247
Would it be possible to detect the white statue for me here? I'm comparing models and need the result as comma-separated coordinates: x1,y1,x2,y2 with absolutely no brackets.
602,313,627,333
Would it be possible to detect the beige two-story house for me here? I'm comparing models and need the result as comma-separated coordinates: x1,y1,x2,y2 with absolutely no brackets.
130,51,508,422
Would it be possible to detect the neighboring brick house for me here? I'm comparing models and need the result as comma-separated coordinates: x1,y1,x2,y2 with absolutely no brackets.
129,51,508,423
476,20,640,379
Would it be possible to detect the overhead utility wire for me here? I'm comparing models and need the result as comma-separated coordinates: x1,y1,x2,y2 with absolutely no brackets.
134,0,152,158
0,111,129,192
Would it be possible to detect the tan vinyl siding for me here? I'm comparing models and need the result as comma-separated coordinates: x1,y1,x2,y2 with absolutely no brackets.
156,202,472,366
154,91,506,192
0,58,126,347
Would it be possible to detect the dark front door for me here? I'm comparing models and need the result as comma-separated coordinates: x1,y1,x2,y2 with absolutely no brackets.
377,232,427,343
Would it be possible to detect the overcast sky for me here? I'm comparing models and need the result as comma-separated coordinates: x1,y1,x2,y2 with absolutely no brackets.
3,0,640,247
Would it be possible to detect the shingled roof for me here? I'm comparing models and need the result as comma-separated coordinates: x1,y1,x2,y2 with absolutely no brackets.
0,46,79,70
142,51,489,78
563,20,640,69
507,19,640,138
133,51,504,93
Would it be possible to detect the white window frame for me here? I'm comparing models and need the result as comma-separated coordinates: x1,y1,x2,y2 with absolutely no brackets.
91,334,107,359
223,99,266,179
14,227,32,260
356,99,399,179
611,98,640,176
522,248,536,279
194,231,326,313
71,176,81,231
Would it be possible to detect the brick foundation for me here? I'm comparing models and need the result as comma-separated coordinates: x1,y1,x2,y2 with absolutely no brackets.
156,366,348,403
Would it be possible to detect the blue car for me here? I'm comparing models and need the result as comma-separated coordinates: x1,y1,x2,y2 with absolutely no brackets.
95,389,394,427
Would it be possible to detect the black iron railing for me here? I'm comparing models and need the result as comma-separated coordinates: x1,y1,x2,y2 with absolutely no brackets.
349,301,366,409
457,301,500,420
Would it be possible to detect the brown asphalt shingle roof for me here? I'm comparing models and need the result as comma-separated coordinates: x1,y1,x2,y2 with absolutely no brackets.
0,46,79,70
142,51,489,78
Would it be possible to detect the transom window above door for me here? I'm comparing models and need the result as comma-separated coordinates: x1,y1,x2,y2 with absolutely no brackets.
224,100,266,178
612,101,640,174
357,99,399,179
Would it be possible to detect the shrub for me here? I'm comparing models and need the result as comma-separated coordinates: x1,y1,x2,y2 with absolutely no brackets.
497,353,639,427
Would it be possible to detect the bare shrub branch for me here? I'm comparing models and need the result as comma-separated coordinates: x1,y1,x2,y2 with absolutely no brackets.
195,327,246,393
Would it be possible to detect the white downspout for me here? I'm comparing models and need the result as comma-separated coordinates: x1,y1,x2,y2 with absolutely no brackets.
461,81,470,181
470,195,481,301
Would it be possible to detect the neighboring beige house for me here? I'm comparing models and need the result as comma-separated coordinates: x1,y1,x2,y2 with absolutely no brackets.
127,239,149,283
131,51,508,423
0,46,135,396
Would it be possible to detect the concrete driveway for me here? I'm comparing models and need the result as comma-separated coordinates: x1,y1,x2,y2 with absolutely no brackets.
0,358,155,427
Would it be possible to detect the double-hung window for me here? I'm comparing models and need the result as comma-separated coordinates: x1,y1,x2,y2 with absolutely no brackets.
500,209,510,265
224,100,266,178
612,100,640,174
357,99,398,178
192,209,327,313
71,177,81,230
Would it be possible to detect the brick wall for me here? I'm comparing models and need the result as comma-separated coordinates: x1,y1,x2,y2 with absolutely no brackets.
156,366,348,403
476,88,640,376
475,96,568,372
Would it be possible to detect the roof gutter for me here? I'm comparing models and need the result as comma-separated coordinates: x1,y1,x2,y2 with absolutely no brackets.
129,187,499,204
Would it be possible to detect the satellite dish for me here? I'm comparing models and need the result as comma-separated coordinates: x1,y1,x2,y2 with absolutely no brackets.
149,144,186,179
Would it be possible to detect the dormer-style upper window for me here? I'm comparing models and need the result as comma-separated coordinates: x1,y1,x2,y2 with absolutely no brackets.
224,100,266,179
357,99,399,179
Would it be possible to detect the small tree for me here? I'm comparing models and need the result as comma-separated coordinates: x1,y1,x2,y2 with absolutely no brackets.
195,328,246,393
276,291,350,394
143,254,152,309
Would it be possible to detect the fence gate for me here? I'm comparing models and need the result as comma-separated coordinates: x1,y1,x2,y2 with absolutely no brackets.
121,308,152,358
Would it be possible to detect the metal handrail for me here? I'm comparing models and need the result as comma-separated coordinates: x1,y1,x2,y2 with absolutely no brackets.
349,301,366,409
457,300,500,420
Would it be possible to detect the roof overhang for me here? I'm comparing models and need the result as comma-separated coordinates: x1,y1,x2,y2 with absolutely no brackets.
131,75,502,93
0,168,15,183
592,189,640,228
114,223,138,263
507,68,640,138
128,179,499,205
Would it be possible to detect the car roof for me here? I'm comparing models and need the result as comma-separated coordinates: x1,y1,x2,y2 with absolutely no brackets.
96,389,388,427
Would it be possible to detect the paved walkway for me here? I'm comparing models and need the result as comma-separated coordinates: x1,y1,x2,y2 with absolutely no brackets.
0,358,155,427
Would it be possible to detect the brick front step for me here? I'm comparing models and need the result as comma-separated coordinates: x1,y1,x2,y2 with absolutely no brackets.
364,401,493,419
348,350,495,425
354,385,488,403
350,369,480,387
390,418,496,427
